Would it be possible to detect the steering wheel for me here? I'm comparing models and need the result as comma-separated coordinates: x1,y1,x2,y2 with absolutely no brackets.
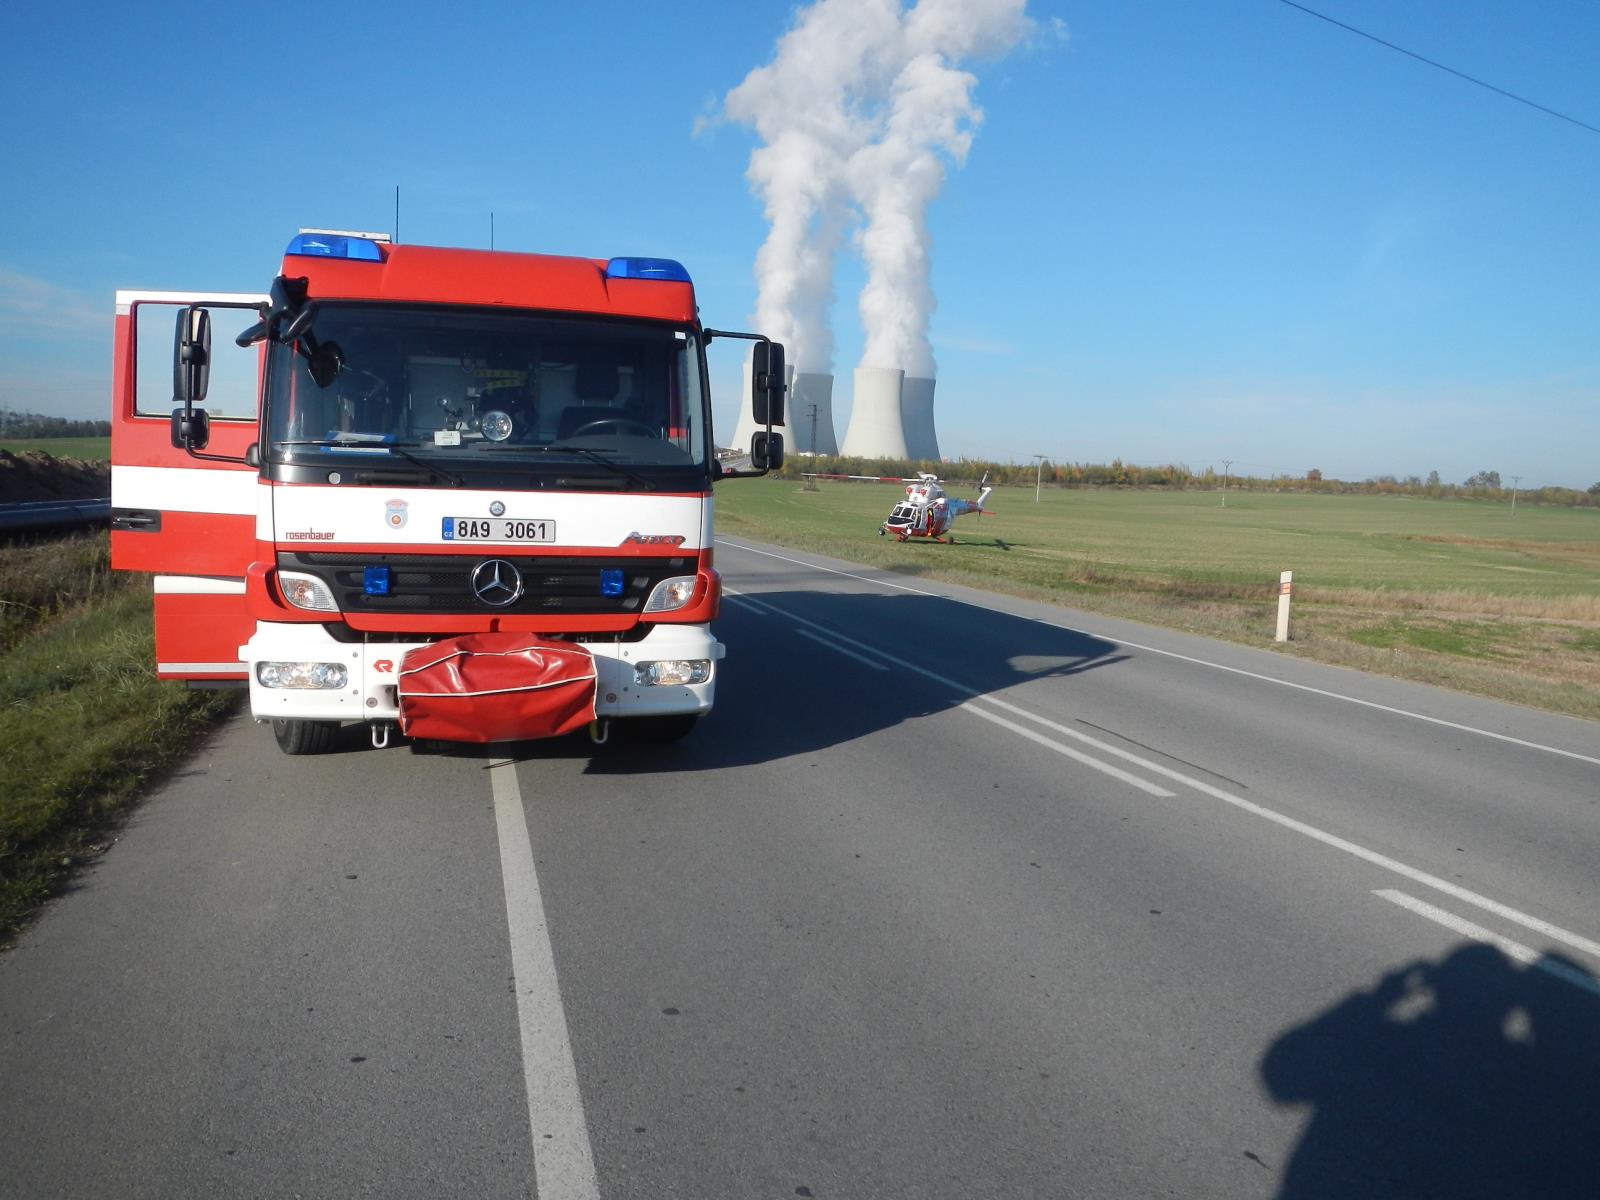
569,417,656,439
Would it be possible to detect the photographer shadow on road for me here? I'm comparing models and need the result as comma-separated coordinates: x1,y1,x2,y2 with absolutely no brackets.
1260,942,1600,1199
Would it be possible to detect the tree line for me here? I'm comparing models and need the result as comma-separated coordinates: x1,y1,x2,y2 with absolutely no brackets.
774,455,1600,509
0,410,111,439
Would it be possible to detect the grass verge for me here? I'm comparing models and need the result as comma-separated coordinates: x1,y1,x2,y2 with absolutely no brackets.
1,533,239,945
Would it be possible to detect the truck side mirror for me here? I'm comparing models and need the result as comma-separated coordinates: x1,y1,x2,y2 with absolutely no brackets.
751,430,784,472
171,407,211,450
752,340,786,426
174,305,211,405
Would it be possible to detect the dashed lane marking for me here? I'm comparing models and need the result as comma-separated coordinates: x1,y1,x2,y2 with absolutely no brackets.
725,587,1600,967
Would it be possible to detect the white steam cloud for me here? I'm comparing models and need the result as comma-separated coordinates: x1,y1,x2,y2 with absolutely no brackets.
720,0,1031,378
721,0,902,373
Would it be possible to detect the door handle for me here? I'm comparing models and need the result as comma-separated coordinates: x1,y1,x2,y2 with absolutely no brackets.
111,508,162,532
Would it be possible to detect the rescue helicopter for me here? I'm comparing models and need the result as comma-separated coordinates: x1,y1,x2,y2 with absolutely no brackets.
880,472,993,543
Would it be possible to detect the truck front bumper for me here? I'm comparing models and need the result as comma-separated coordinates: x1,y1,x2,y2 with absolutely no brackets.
240,622,724,725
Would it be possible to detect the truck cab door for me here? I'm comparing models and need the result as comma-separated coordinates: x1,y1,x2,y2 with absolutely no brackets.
110,291,268,681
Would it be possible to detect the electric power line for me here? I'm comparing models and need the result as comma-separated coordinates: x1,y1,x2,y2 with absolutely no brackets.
1279,0,1600,137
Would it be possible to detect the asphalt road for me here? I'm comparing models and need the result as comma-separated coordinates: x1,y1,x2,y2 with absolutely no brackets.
3,535,1598,1199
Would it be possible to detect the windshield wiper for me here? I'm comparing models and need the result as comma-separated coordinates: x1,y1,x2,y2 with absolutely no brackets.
275,437,426,447
481,443,657,491
273,438,464,487
387,445,465,487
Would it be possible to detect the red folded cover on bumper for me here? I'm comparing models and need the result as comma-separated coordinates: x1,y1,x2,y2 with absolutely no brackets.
397,633,598,743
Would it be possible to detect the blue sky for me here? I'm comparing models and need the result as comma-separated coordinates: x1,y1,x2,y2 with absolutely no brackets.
2,0,1596,488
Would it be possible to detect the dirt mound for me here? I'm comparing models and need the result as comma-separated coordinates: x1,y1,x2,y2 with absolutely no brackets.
0,450,111,503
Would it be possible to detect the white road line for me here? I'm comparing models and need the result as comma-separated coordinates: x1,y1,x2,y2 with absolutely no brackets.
719,540,942,598
1029,624,1600,769
715,538,1600,768
991,697,1600,964
489,759,602,1200
793,627,890,670
959,702,1176,797
727,588,1600,966
731,589,1173,794
1374,889,1600,997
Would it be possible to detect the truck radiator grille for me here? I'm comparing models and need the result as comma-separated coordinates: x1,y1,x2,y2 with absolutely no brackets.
278,551,693,616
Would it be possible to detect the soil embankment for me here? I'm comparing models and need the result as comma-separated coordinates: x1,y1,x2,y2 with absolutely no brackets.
0,450,110,503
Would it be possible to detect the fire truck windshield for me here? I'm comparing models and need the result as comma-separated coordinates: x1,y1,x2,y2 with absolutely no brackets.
264,304,708,486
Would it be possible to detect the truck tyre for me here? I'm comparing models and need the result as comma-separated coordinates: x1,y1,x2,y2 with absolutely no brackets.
625,714,700,744
272,718,338,755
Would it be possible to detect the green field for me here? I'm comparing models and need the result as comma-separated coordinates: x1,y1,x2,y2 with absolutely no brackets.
716,481,1600,718
0,437,110,461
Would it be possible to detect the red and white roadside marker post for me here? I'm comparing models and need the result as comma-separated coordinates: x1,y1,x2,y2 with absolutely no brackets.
1275,570,1293,642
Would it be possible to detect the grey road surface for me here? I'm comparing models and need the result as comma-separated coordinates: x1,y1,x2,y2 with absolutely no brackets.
3,535,1598,1199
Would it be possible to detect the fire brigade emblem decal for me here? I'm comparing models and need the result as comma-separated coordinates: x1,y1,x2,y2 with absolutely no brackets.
385,499,408,529
471,559,524,607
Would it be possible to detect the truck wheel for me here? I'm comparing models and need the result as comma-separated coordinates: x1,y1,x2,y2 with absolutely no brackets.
625,714,700,744
272,718,338,755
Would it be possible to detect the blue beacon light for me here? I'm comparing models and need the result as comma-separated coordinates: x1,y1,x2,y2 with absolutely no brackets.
599,569,624,597
286,233,385,261
363,566,392,596
604,257,692,283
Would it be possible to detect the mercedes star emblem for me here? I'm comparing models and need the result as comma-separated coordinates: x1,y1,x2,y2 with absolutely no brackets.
489,500,506,517
471,559,524,607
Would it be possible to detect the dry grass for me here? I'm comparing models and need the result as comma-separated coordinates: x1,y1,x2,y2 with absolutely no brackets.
0,531,127,653
1,531,238,944
1019,584,1600,720
1399,533,1600,571
1295,585,1600,623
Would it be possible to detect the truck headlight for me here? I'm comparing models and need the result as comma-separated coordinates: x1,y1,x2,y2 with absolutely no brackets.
634,659,711,687
279,571,339,612
643,575,698,613
257,661,348,689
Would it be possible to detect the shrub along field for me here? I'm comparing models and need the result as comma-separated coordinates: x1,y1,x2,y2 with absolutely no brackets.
714,480,1600,720
0,446,109,504
0,437,111,462
0,531,236,943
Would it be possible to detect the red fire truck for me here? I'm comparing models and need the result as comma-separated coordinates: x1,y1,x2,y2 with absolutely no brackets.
111,230,784,753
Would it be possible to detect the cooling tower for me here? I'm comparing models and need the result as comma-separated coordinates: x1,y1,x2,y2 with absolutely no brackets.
840,366,909,460
729,361,794,458
790,372,837,455
901,375,939,462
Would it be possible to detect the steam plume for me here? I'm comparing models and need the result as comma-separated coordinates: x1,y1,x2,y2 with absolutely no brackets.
722,0,1031,378
721,0,902,373
854,0,1030,376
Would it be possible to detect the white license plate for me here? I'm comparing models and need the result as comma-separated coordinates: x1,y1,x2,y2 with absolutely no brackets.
441,517,556,542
